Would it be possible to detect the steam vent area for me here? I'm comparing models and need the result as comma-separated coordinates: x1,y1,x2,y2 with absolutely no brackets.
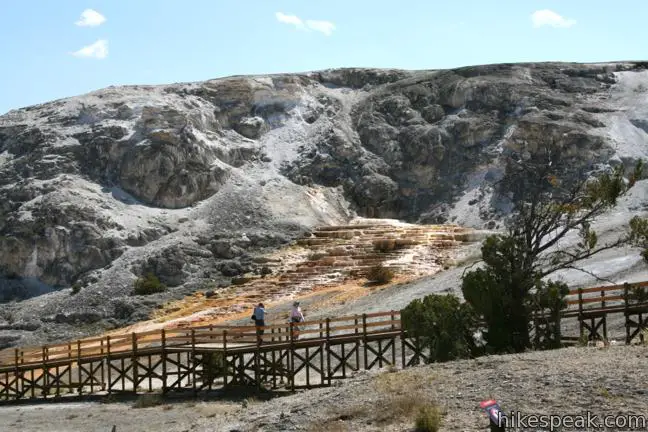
131,218,479,332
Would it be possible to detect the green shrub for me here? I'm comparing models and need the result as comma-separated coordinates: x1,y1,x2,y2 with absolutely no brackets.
373,239,413,253
133,273,167,295
625,283,648,304
259,266,272,278
629,216,648,263
231,276,254,285
530,280,569,350
401,294,478,362
70,283,82,295
308,252,329,261
366,264,394,284
461,236,531,353
414,405,442,432
200,352,227,383
374,239,396,253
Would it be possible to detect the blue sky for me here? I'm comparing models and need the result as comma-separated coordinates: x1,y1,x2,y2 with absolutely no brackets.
1,0,646,114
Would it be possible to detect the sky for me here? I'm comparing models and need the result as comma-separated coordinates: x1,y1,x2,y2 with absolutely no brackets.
0,0,646,114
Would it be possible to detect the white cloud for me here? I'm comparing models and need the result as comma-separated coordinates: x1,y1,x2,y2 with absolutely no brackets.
275,12,305,30
305,20,336,36
75,9,106,27
275,12,335,36
71,39,108,59
531,9,576,28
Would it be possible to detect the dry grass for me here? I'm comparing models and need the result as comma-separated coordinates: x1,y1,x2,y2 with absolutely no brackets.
309,423,352,432
373,367,436,393
132,393,163,409
310,369,444,430
373,238,398,252
415,405,443,432
366,264,395,284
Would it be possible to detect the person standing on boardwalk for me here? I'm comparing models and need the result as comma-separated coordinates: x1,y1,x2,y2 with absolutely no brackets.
290,301,305,340
252,303,266,344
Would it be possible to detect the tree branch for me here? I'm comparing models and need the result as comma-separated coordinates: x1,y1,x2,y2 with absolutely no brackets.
538,236,630,278
527,177,589,254
461,258,484,278
555,264,618,285
534,200,608,256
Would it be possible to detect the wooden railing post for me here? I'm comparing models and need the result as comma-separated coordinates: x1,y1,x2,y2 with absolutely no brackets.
601,289,608,341
42,346,48,398
106,336,112,395
624,283,631,344
67,342,72,391
390,311,396,366
131,333,138,393
325,318,331,385
76,340,82,395
400,310,406,368
222,330,228,389
99,338,105,391
354,315,360,370
362,314,368,370
289,322,295,392
190,329,196,394
161,329,167,394
578,288,584,340
272,327,279,388
14,349,20,401
255,329,261,391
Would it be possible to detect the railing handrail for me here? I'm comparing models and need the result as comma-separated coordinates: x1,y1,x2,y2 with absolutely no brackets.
0,310,402,367
566,280,648,296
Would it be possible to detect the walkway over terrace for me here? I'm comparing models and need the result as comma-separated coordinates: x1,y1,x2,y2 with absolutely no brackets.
151,219,477,326
0,280,647,403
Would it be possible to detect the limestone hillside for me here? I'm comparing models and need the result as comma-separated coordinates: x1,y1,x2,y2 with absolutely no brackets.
1,62,648,348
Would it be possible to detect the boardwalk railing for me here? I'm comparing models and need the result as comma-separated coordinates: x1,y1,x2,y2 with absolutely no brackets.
562,280,648,342
0,281,647,403
0,311,420,402
0,311,400,369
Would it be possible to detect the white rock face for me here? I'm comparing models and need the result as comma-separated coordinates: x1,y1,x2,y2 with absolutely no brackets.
0,63,647,346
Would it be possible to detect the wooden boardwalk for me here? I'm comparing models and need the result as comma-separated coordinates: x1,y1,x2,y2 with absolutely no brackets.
0,281,647,403
0,311,427,402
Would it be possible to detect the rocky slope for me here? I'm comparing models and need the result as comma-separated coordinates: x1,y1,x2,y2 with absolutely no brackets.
1,62,648,347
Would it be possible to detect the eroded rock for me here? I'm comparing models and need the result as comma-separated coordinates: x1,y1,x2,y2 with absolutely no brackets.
0,61,647,346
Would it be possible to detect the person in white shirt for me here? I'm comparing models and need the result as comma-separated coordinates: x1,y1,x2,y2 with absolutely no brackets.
290,301,305,340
